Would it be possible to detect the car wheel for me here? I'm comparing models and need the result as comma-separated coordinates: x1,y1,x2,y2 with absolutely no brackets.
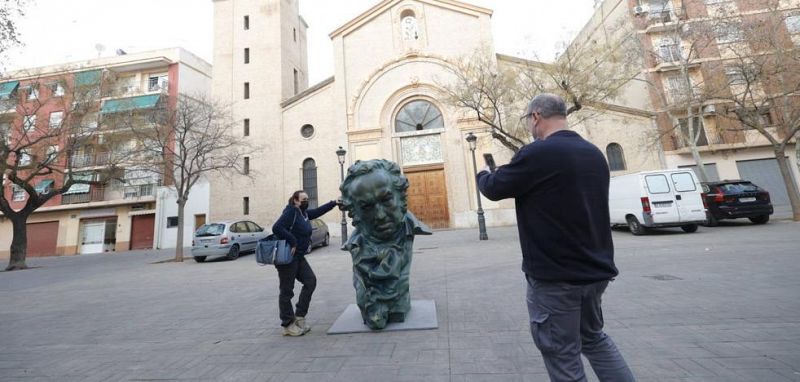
749,215,769,225
626,216,646,236
704,214,719,227
193,256,206,263
226,245,240,260
323,233,330,247
681,224,698,233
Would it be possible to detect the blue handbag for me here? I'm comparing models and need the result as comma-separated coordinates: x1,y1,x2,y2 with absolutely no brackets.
256,235,293,265
256,212,296,266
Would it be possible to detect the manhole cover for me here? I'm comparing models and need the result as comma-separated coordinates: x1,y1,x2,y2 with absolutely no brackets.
643,274,682,281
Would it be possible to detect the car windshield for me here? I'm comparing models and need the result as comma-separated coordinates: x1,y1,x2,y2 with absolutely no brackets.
719,182,759,193
195,223,225,237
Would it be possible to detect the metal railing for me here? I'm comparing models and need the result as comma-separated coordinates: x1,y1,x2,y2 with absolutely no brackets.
61,187,105,205
70,152,111,168
122,184,157,199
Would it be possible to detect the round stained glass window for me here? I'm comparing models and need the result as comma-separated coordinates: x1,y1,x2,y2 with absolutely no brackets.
300,124,314,138
395,100,443,133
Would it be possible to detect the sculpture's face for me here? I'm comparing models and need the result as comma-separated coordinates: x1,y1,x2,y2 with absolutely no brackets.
349,171,405,241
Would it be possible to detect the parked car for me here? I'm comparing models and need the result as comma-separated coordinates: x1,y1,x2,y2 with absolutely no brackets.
309,219,330,251
701,180,773,226
191,220,269,262
609,169,707,235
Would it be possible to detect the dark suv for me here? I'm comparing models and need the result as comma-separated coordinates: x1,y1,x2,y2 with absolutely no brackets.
701,180,773,226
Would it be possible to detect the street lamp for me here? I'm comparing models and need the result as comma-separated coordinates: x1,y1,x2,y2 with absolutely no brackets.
336,146,348,243
465,132,488,240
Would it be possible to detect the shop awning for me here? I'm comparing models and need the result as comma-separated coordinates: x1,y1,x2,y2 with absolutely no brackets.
34,179,55,194
63,173,94,195
74,70,102,86
100,94,161,114
0,81,20,98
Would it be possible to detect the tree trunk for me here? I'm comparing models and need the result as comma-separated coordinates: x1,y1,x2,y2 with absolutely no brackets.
174,199,186,262
6,216,29,271
689,145,709,183
774,148,800,221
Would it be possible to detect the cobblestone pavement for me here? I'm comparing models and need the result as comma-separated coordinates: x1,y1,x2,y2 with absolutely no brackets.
1,220,799,381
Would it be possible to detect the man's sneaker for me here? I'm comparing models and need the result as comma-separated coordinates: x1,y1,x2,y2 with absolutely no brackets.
295,316,311,333
282,322,304,337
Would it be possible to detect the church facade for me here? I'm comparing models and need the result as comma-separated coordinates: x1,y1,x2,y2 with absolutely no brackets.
209,0,664,233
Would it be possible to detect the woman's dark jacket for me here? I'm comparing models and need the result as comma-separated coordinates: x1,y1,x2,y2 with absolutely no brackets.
272,201,337,258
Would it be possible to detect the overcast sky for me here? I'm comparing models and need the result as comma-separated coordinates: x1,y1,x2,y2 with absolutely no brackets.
8,0,597,84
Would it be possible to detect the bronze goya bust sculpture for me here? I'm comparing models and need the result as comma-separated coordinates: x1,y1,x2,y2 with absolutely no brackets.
340,159,432,330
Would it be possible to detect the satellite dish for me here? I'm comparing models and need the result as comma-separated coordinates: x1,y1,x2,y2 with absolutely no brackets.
116,49,127,56
94,43,106,57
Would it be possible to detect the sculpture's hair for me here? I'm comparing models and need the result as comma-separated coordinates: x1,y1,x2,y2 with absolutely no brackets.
339,159,409,219
287,190,306,205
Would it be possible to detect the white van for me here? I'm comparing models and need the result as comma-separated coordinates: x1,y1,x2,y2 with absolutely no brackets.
609,169,707,235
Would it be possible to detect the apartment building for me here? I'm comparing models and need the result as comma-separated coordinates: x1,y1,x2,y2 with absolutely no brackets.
0,48,212,259
575,0,799,212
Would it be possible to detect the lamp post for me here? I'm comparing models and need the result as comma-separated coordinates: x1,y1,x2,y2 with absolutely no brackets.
336,146,348,243
465,133,488,240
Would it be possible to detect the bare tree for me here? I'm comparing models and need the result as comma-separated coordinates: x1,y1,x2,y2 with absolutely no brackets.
0,0,26,71
710,3,800,220
113,94,257,262
439,20,643,153
1,71,126,270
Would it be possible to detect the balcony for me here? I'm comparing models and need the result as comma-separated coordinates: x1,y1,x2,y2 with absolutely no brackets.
61,187,105,205
70,152,111,168
123,184,157,199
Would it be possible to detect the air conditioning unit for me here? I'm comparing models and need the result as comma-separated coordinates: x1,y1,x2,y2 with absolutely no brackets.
703,104,716,114
633,4,648,15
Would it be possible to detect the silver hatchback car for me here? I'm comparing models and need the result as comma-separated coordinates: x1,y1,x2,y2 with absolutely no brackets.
191,220,269,262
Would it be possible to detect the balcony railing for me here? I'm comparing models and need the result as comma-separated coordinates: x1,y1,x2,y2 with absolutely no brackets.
61,187,105,205
123,184,157,199
70,152,111,168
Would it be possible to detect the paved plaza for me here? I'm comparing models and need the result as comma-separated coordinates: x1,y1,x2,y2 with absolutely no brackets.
1,220,799,381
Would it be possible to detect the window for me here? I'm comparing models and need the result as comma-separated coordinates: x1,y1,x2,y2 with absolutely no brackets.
648,0,673,21
244,15,250,30
23,114,36,132
645,175,671,194
49,111,64,129
27,84,39,100
243,197,250,215
243,156,250,175
606,143,626,171
725,66,747,86
786,13,800,34
148,74,168,92
12,184,26,201
400,11,419,40
704,0,732,4
678,116,709,146
293,69,299,95
758,110,773,126
300,124,314,138
395,100,444,133
714,22,744,44
666,75,694,102
671,172,697,192
244,118,250,136
19,150,31,166
45,145,59,164
246,221,262,232
49,83,65,97
244,82,250,99
302,158,318,208
658,38,682,62
244,48,250,64
293,28,297,42
167,216,179,228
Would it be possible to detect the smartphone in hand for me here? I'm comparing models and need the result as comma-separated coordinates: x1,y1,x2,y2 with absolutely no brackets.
483,153,496,172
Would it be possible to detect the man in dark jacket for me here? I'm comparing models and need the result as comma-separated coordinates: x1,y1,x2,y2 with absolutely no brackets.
272,191,338,336
477,94,635,382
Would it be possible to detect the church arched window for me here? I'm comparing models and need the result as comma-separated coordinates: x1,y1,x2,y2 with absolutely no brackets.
395,100,443,133
606,143,626,171
400,10,419,41
302,158,318,208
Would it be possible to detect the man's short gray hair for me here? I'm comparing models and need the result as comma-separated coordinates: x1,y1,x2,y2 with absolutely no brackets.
525,93,567,119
